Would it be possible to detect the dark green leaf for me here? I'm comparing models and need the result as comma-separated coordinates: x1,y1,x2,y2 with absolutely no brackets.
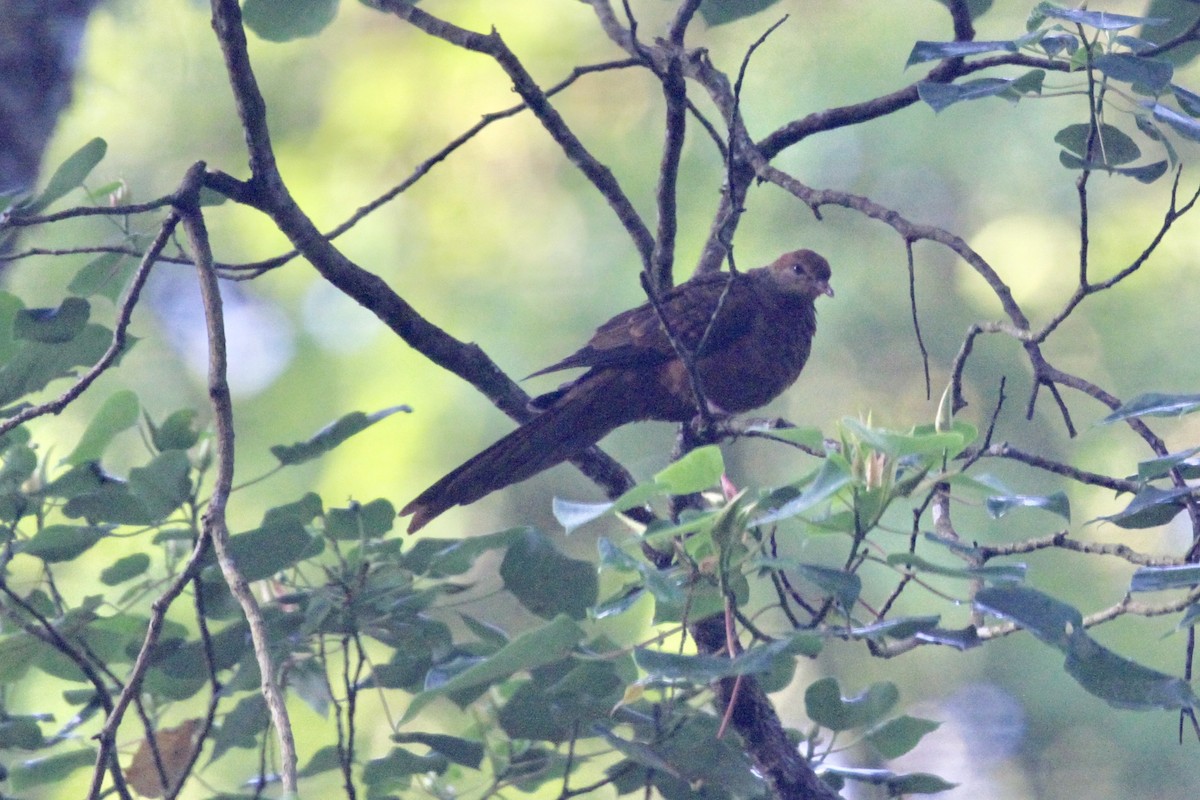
209,694,268,762
22,138,107,214
753,454,852,525
147,409,201,451
14,297,90,343
1094,53,1173,91
1138,446,1200,481
299,745,341,778
1173,82,1200,115
917,78,1017,112
653,444,723,495
865,715,941,759
242,0,340,42
401,615,585,724
1054,122,1141,165
986,491,1070,521
787,563,861,611
1151,102,1200,140
499,659,623,743
1032,4,1166,31
270,406,409,465
392,732,484,769
1099,391,1200,422
698,0,782,27
1039,31,1079,56
223,518,319,582
822,765,958,793
1099,485,1190,529
0,323,119,408
500,528,597,620
1065,628,1195,710
287,658,333,717
805,677,899,732
401,527,525,576
100,553,151,585
324,498,395,540
635,632,820,683
906,39,1016,67
128,450,193,519
830,615,942,641
68,251,138,302
975,585,1081,649
1130,564,1200,592
9,748,97,790
0,716,45,749
65,389,139,465
22,524,105,562
887,552,1026,583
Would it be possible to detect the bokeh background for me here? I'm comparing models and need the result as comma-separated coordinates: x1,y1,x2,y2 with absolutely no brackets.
10,0,1200,797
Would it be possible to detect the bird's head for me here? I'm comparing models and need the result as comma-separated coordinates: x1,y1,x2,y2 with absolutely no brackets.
767,249,834,299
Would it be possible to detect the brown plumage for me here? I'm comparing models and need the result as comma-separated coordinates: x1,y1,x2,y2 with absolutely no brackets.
402,249,833,533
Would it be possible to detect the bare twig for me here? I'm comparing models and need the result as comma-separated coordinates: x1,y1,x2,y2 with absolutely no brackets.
177,160,299,793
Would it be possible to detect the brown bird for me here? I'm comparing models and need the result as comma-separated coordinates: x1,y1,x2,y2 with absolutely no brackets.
402,249,833,533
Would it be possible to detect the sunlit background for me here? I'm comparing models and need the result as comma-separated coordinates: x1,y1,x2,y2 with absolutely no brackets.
11,0,1200,797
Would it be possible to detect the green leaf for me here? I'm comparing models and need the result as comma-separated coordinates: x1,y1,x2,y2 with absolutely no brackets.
1151,100,1200,141
634,632,820,683
401,615,585,724
0,323,119,408
22,524,105,562
1173,82,1200,115
287,658,334,717
917,77,1017,111
209,693,268,762
500,529,597,620
65,390,139,466
22,138,107,214
1094,53,1173,91
242,0,340,42
986,491,1070,521
907,39,1016,67
886,552,1026,584
10,748,98,789
805,677,899,732
0,716,46,750
823,765,958,794
829,615,942,641
865,715,941,759
69,251,139,302
1137,446,1200,481
1130,564,1200,592
324,498,395,540
552,497,614,534
401,527,525,576
392,732,484,769
223,517,319,582
786,563,861,611
1054,122,1142,165
100,553,151,585
147,409,201,451
14,297,90,343
270,406,409,465
975,585,1081,649
698,0,782,26
299,745,341,778
1064,628,1195,710
843,418,975,458
1099,485,1190,529
1099,392,1200,423
1032,4,1167,31
653,445,723,495
753,454,852,526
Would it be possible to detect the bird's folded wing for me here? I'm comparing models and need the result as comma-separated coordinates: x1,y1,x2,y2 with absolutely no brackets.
527,272,752,377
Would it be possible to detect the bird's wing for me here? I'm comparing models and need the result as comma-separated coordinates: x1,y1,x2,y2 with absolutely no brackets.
528,272,752,377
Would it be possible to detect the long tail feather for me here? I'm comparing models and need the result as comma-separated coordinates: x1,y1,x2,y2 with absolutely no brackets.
402,374,626,532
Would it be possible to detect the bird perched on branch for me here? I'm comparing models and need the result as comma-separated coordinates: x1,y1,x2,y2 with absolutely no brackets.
402,249,833,533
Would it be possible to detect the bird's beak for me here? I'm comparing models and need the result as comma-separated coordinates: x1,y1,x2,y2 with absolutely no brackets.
819,282,834,298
